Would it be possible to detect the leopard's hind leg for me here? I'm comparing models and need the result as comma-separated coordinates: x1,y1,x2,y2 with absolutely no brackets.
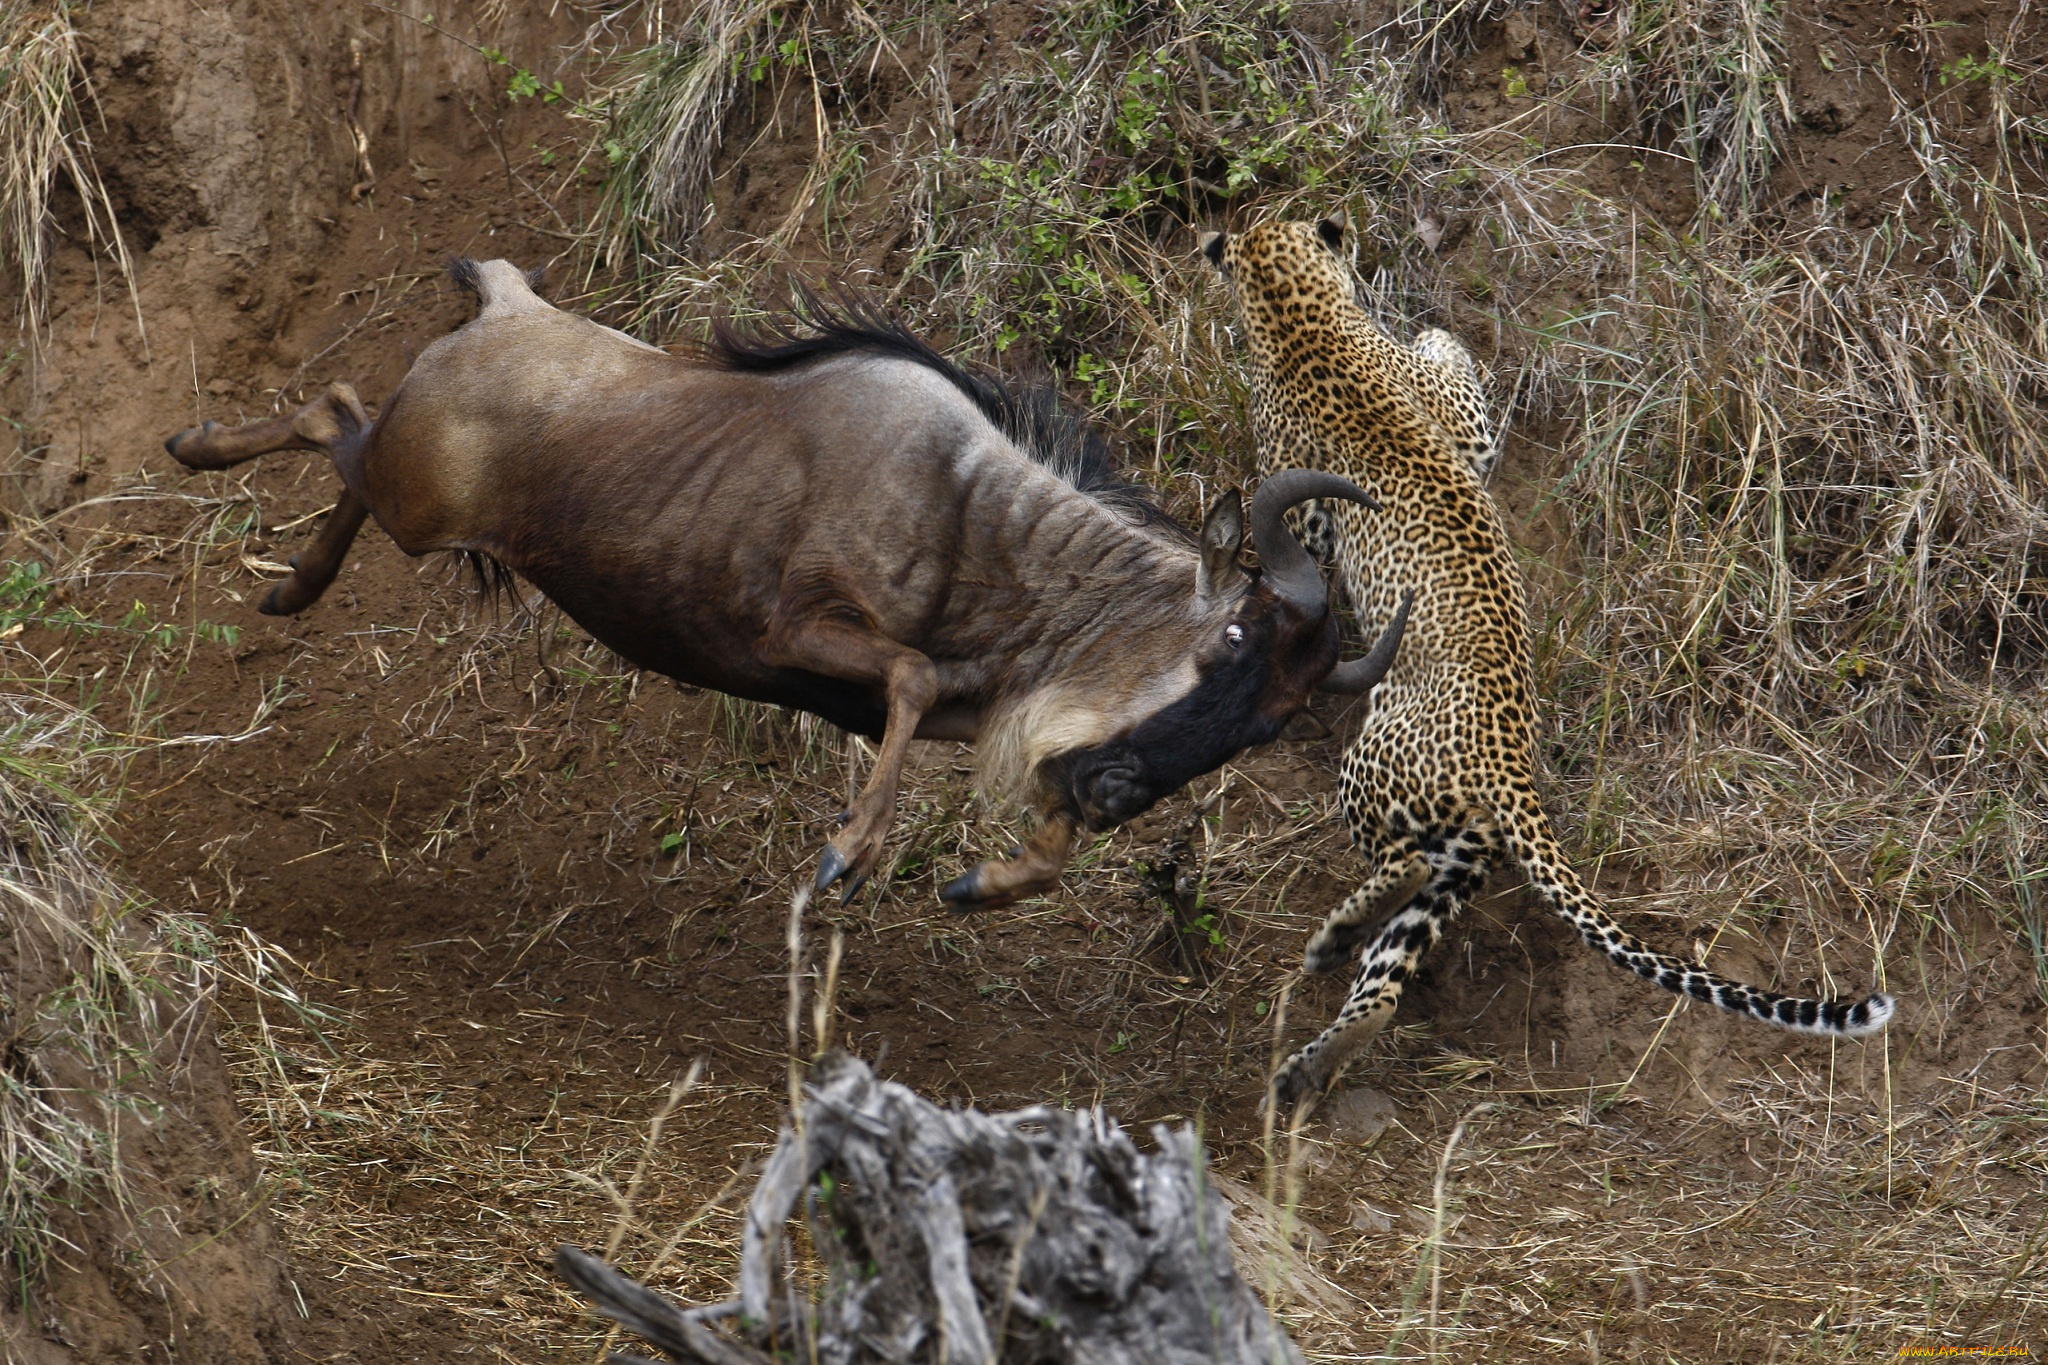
1307,734,1486,974
1274,847,1495,1110
1302,842,1433,974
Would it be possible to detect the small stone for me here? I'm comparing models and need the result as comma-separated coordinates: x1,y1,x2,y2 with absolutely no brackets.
1320,1084,1399,1141
1348,1200,1394,1232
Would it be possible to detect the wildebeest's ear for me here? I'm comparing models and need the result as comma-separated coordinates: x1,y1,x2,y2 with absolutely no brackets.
1197,490,1248,602
1317,214,1347,250
1199,230,1227,269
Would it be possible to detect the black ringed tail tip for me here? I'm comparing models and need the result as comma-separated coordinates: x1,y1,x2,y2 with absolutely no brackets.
1760,991,1894,1037
1837,992,1896,1036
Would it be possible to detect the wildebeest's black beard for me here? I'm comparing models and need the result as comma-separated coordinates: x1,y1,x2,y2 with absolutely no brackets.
1046,636,1304,831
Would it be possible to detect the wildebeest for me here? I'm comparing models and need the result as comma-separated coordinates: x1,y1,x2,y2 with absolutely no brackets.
165,260,1405,907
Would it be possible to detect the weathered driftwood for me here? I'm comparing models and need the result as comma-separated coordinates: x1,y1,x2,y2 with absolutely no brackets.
556,1051,1304,1364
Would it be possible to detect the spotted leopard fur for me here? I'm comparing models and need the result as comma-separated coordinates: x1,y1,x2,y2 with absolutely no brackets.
1283,308,1497,573
1206,218,1894,1107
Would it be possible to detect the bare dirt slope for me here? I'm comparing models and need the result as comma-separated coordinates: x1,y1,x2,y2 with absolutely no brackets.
4,0,2043,1360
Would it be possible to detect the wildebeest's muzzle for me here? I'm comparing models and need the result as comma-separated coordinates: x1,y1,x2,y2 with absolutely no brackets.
1051,699,1291,830
1047,614,1332,830
1053,748,1167,830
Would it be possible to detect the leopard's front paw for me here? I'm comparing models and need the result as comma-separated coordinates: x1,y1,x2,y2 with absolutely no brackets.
1266,1049,1328,1113
1302,928,1351,975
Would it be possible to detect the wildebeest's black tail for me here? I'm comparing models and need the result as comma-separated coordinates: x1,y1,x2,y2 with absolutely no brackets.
447,257,549,314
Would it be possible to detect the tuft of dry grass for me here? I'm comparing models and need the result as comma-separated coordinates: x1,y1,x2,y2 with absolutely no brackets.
0,0,140,350
0,687,140,1288
1586,0,1791,219
0,673,285,1297
580,0,780,328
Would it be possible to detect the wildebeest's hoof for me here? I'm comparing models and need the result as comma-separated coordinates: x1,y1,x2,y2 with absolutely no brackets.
163,420,220,460
938,867,984,909
815,846,852,893
940,862,1027,913
258,582,297,616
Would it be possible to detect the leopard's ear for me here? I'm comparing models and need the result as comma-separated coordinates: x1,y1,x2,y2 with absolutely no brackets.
1316,213,1347,251
1199,230,1227,268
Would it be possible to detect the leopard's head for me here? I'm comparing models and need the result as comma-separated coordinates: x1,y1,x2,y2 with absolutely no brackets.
1199,216,1358,357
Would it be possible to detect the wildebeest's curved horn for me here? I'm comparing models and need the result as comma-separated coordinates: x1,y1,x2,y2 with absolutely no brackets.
1321,588,1414,695
1249,469,1380,613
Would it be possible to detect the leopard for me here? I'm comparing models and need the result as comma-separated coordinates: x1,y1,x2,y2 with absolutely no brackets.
1202,216,1895,1109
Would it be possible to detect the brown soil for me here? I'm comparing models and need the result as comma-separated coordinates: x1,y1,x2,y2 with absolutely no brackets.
4,0,2043,1361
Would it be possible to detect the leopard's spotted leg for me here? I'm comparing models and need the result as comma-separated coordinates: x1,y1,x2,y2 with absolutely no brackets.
1305,815,1492,974
1302,843,1432,974
1409,327,1498,478
1272,878,1473,1110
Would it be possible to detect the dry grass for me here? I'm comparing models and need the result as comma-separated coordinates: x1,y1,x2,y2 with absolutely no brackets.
0,660,287,1300
0,686,139,1288
220,972,769,1353
582,0,780,309
0,0,139,351
0,460,330,1302
1268,1054,2048,1359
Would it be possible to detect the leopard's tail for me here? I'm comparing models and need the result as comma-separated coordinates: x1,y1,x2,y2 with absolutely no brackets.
1496,795,1894,1037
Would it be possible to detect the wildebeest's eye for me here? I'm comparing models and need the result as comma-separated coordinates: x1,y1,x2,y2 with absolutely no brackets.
1224,623,1246,650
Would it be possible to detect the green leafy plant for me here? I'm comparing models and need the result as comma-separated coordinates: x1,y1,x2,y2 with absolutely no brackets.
1938,51,2019,86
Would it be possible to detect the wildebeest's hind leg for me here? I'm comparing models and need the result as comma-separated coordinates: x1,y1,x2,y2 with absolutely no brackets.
165,381,370,469
757,610,939,900
165,382,375,616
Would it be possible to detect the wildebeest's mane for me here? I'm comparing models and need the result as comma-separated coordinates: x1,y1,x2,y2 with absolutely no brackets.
707,287,1186,540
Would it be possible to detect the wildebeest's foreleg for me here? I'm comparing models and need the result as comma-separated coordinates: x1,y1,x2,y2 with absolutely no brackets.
758,612,938,900
937,811,1078,911
260,489,370,617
